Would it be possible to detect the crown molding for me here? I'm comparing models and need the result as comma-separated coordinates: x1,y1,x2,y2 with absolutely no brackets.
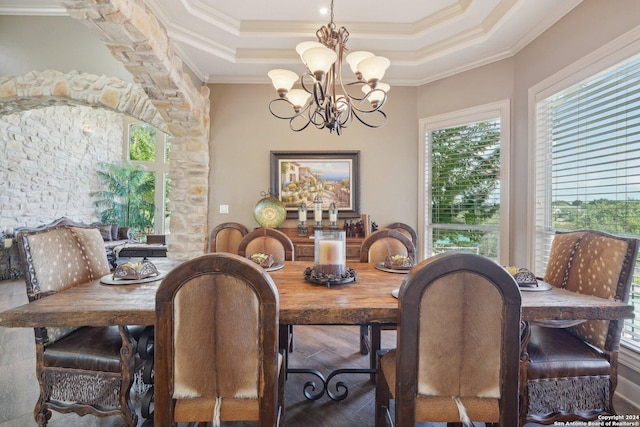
0,5,66,15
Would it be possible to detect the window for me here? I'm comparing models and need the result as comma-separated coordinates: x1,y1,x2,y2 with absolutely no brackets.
125,119,171,234
532,49,640,351
419,101,510,263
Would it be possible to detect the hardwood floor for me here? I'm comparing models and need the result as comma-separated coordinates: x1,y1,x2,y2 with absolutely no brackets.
1,278,638,426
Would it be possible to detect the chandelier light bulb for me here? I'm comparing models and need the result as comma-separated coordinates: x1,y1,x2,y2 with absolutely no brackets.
302,46,338,77
358,56,391,85
287,89,311,111
345,51,374,76
362,83,390,107
296,41,325,62
268,69,299,97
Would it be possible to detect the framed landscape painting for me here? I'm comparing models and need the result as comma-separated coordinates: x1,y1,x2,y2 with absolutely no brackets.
270,151,361,218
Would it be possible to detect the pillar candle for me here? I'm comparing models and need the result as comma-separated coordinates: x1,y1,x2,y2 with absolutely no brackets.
318,240,344,265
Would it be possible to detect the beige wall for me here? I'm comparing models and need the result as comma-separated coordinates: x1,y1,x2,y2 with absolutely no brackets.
208,83,418,234
0,16,131,82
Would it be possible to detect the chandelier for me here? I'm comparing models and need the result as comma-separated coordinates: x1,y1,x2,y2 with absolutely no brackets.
267,0,390,135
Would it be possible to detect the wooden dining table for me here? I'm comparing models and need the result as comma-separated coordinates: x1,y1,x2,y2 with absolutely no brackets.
0,259,633,329
0,258,635,419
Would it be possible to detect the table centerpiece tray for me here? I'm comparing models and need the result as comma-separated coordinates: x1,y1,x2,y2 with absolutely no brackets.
304,266,357,287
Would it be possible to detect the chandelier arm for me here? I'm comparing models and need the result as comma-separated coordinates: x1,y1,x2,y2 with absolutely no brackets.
269,98,314,120
351,109,388,129
337,105,353,128
289,115,313,132
309,105,327,128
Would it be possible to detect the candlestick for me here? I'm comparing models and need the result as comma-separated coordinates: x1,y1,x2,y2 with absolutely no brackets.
328,202,338,230
297,203,308,236
313,193,323,230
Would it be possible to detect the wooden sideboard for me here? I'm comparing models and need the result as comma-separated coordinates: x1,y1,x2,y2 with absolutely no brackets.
279,228,365,261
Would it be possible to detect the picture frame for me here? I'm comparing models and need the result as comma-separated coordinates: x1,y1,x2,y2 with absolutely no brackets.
270,151,361,219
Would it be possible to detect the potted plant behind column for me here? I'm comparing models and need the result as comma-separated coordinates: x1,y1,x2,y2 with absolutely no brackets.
92,161,156,240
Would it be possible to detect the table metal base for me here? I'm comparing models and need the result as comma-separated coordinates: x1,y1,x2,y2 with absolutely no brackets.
287,367,377,401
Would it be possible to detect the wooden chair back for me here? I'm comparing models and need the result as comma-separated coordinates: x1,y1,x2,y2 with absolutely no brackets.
360,229,416,263
154,253,283,426
376,252,521,426
209,222,249,253
238,228,294,264
385,222,417,247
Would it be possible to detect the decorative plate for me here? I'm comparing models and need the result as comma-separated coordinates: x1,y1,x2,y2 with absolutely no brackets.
375,262,410,274
254,196,286,228
100,271,167,285
264,263,285,272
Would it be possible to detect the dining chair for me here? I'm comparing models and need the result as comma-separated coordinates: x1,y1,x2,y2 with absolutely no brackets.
375,252,521,426
16,217,142,427
238,227,296,355
385,222,418,248
520,229,639,425
360,229,417,375
154,252,284,426
238,227,294,264
209,221,249,253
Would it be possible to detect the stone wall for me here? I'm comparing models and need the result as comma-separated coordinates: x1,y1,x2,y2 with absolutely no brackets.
0,105,123,230
0,0,212,260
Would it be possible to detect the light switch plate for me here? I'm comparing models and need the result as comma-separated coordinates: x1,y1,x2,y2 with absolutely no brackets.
219,204,229,214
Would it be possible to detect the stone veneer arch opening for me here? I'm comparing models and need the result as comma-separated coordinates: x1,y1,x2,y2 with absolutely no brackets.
0,68,210,259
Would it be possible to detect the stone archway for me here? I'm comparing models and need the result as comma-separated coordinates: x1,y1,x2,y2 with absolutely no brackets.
0,70,166,129
0,69,208,259
6,0,211,259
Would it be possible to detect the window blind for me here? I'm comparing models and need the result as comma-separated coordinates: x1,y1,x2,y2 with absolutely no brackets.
535,53,640,350
426,119,501,259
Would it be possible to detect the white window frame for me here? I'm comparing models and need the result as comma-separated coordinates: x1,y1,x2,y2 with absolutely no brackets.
528,27,640,363
418,100,511,264
123,117,170,234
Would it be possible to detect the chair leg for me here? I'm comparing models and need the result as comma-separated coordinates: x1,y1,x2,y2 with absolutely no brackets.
360,324,369,355
288,324,294,352
34,398,51,427
369,324,382,382
375,351,392,427
278,324,290,378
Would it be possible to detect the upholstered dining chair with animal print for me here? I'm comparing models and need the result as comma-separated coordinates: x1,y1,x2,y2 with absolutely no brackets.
16,217,143,427
209,221,249,253
154,252,284,426
375,252,521,426
520,229,638,425
360,228,417,375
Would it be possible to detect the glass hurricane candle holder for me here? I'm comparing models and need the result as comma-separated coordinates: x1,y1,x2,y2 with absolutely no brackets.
314,230,346,277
